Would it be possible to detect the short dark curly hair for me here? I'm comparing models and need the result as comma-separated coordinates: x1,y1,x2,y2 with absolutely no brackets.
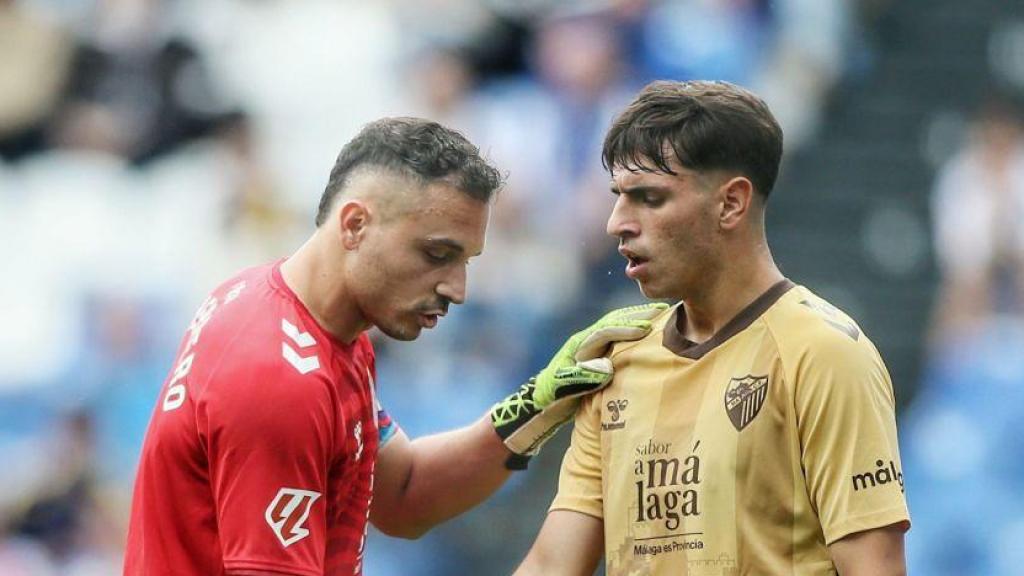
603,80,783,198
316,117,504,226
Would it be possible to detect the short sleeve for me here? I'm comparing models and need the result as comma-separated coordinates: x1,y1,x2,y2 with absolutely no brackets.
549,393,604,519
364,342,399,448
794,334,910,545
198,363,338,576
377,406,399,447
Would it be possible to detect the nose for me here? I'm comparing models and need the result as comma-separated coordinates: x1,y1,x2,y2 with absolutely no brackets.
436,264,467,306
606,194,638,239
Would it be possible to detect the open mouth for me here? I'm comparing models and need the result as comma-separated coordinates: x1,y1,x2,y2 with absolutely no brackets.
619,246,649,279
626,254,648,268
624,255,650,279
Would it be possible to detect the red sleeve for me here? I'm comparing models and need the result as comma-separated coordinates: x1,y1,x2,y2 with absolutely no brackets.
363,341,399,447
198,361,339,576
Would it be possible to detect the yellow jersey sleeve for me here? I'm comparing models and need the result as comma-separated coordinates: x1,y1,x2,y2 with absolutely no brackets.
549,392,604,519
793,333,910,545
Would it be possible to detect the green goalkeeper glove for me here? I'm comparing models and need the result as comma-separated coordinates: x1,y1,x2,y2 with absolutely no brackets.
491,302,669,469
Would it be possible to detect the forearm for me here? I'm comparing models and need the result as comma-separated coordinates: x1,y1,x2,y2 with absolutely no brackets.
380,416,512,537
514,510,603,576
830,524,907,576
836,562,906,576
372,304,665,539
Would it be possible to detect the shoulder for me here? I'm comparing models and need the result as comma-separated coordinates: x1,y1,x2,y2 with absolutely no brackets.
197,317,338,437
600,304,677,404
227,313,336,384
765,286,872,355
201,262,353,380
200,300,338,404
766,286,890,392
765,286,884,378
194,262,282,342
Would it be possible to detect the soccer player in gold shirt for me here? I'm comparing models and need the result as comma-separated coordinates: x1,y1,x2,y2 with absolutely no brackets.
514,81,910,576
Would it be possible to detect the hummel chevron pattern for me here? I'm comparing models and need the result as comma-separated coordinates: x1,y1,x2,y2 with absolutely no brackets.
281,319,319,375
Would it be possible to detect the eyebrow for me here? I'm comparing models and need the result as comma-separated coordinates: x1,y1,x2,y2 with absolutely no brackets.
610,184,674,196
424,237,481,257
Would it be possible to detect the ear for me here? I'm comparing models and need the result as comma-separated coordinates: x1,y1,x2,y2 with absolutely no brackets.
336,200,371,250
718,176,754,230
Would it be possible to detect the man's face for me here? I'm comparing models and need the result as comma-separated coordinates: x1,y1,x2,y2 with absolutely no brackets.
349,180,489,341
606,161,722,300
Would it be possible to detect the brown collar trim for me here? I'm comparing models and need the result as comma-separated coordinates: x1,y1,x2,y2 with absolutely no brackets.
662,279,796,359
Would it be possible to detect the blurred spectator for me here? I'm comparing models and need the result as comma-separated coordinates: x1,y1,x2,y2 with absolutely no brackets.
637,0,771,84
73,294,169,482
177,0,402,208
903,321,1024,575
0,531,55,575
405,46,480,131
471,13,638,320
753,0,853,148
907,89,1024,576
51,0,238,163
0,0,72,160
929,93,1024,344
395,0,498,55
6,411,121,574
209,114,298,266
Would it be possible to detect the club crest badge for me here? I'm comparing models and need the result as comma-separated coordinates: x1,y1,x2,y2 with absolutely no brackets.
724,374,769,431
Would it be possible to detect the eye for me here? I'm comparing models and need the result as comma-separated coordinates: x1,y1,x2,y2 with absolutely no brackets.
635,191,664,207
423,248,453,264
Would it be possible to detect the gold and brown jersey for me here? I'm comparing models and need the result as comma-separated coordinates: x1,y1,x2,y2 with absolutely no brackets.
551,280,910,576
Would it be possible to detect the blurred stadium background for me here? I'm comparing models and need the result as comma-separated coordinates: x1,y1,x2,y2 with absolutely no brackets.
1,0,1023,574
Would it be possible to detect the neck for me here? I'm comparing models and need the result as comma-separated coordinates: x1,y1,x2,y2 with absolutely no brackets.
280,232,368,344
679,237,783,343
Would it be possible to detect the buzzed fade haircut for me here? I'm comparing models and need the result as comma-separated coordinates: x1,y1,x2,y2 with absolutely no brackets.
602,80,784,198
316,117,504,226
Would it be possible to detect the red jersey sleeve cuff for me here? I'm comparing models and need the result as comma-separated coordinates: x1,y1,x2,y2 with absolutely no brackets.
224,559,321,576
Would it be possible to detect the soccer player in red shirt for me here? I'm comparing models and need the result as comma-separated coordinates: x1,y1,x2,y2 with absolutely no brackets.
124,117,665,575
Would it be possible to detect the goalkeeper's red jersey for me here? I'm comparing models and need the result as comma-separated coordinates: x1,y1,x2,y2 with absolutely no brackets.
125,261,397,576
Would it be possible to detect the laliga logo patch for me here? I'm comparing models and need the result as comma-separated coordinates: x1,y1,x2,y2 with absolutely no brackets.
265,487,321,547
724,375,768,431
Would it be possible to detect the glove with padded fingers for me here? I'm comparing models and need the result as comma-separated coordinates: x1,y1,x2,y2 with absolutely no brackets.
491,303,669,469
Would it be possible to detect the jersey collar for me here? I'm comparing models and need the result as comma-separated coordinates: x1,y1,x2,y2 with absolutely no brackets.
662,279,796,359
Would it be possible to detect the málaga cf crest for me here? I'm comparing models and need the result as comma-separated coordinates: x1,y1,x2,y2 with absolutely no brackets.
724,375,769,431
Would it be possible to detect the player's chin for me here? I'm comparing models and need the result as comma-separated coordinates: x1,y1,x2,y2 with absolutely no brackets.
377,318,423,341
636,278,664,299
